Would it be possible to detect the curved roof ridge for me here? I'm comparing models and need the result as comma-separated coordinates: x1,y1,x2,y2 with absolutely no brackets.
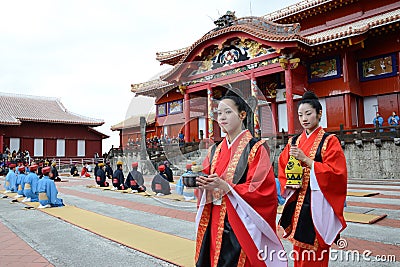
160,21,305,81
156,47,189,61
0,91,58,101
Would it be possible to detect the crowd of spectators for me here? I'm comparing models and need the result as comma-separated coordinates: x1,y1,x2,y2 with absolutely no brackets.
126,133,185,150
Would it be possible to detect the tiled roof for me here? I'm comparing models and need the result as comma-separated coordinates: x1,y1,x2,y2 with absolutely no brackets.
131,79,176,98
160,17,303,80
0,92,104,126
136,4,400,95
304,8,400,45
156,47,188,62
111,113,156,131
263,0,334,22
131,79,175,94
155,17,301,67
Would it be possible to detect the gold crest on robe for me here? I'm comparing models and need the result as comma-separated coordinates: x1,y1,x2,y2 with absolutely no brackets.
285,155,303,185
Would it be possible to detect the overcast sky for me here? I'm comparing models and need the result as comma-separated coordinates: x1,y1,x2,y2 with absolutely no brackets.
0,0,299,153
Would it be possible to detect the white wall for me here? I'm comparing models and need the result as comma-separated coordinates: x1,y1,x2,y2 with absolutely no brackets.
57,139,65,157
9,138,20,153
77,140,85,157
34,139,43,157
198,117,206,139
364,96,378,124
319,98,328,128
278,103,288,132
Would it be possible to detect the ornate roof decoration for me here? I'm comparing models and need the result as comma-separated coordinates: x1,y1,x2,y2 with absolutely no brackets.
214,11,237,28
135,4,400,96
187,57,280,86
155,16,300,67
160,16,302,81
0,92,104,126
207,16,300,36
189,39,276,76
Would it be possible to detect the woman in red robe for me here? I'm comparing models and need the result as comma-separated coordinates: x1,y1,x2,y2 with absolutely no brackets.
80,163,91,178
196,92,286,267
278,91,347,267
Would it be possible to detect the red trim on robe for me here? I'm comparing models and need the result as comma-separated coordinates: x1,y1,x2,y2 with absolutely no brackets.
199,130,278,266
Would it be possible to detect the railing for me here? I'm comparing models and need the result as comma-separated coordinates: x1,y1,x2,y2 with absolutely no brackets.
107,142,201,163
106,124,400,164
271,124,400,148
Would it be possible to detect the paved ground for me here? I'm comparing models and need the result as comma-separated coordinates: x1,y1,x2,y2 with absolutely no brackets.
0,175,399,267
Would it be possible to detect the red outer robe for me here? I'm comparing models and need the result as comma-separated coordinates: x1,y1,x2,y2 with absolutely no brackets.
278,127,347,250
196,130,283,267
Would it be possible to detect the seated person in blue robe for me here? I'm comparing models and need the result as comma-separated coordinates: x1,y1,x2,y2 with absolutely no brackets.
37,167,64,208
95,163,109,187
15,166,27,198
23,164,40,202
4,163,17,193
125,162,146,193
112,161,125,190
275,178,286,205
151,165,171,195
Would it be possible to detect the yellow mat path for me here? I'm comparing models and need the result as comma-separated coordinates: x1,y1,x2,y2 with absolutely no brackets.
1,190,195,266
347,191,379,197
40,206,195,266
344,212,387,224
277,205,386,224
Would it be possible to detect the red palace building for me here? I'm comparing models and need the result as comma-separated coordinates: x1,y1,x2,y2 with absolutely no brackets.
130,0,400,143
0,93,107,160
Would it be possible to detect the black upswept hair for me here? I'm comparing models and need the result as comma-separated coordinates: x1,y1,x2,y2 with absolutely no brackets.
298,91,322,114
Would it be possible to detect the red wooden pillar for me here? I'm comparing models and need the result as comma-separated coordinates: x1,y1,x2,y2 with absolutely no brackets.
280,57,300,135
184,92,190,142
251,73,260,138
206,84,213,139
285,68,295,134
344,93,352,129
